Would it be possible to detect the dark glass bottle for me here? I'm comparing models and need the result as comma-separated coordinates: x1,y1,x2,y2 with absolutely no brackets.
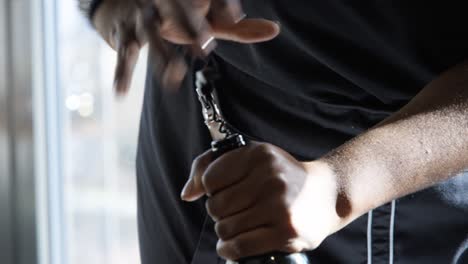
212,136,311,264
196,66,311,264
237,252,310,264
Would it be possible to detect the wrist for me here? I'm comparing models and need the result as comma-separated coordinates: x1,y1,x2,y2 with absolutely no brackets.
319,139,394,224
301,160,350,232
304,159,363,231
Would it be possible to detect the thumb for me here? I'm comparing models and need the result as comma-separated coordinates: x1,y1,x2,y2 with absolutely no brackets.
181,150,214,201
212,18,280,43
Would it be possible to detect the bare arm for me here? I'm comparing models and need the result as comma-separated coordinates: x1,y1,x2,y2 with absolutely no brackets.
319,60,468,222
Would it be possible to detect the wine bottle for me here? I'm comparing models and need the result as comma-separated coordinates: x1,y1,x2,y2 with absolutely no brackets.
196,67,310,264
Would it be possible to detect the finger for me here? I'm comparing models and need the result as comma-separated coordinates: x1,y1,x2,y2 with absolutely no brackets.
209,0,245,26
142,6,188,89
148,33,188,90
159,0,214,49
193,0,212,16
181,149,214,201
161,53,188,90
205,163,269,220
212,18,280,43
160,23,216,59
114,39,141,95
143,5,170,65
158,0,216,55
202,145,256,195
214,200,277,240
217,227,285,261
159,20,211,46
186,0,218,55
167,0,200,39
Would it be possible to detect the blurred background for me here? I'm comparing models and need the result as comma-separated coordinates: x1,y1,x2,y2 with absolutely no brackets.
1,0,144,263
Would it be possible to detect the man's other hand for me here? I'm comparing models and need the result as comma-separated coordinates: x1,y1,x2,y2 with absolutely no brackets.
182,142,349,261
92,0,280,94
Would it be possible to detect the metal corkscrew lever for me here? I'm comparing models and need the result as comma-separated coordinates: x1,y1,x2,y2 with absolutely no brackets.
195,64,310,264
195,67,247,155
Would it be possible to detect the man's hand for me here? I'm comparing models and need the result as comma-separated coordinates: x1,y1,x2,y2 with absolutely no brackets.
181,142,348,261
92,0,280,94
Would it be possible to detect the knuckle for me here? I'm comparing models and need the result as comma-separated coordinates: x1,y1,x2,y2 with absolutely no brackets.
216,240,226,259
230,239,246,259
217,239,241,261
270,172,288,194
217,240,235,261
205,199,220,220
215,221,231,240
274,203,295,233
264,161,278,176
253,144,284,172
197,153,215,191
282,222,299,240
201,171,215,193
201,172,210,189
276,211,298,240
253,143,275,159
269,156,283,171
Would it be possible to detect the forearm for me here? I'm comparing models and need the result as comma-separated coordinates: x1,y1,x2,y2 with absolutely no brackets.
317,60,468,221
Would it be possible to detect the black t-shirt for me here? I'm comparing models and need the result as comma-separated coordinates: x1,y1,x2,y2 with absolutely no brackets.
136,1,468,263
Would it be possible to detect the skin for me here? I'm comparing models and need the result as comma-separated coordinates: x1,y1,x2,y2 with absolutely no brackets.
89,0,468,262
182,62,468,261
92,0,280,94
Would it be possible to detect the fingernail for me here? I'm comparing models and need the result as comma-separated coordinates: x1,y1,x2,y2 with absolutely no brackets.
181,178,194,200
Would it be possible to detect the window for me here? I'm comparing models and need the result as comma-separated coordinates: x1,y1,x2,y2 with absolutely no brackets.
48,1,145,263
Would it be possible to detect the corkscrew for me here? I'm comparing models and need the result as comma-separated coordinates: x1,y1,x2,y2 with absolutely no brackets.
195,63,310,264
